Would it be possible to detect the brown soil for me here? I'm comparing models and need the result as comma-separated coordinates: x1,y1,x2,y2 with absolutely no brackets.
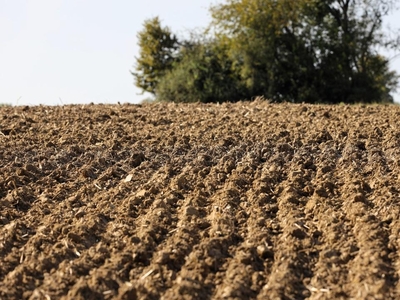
1,100,400,299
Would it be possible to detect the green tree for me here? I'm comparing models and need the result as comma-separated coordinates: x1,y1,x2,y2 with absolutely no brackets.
132,17,179,95
133,1,399,104
210,0,399,103
157,40,245,103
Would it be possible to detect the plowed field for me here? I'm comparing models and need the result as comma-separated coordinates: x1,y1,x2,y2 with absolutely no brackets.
1,101,400,299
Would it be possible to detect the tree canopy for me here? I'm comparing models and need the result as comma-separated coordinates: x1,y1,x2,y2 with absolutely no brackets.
132,17,179,95
133,0,399,103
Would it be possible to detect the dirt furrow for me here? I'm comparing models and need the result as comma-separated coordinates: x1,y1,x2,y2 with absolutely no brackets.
257,146,318,299
159,145,254,299
336,139,398,299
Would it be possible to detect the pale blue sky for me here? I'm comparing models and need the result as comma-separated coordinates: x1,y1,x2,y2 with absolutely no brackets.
1,0,400,106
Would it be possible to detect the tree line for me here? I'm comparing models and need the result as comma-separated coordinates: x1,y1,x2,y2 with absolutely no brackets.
133,0,400,104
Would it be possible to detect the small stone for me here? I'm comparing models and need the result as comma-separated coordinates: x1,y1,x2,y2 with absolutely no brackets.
124,174,133,182
257,245,267,257
136,189,147,198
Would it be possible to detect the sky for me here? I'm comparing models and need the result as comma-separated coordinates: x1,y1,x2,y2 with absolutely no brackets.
1,0,400,106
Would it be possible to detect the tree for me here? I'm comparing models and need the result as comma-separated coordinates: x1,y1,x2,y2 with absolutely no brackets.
210,0,399,103
157,41,245,103
132,17,179,95
133,1,399,104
